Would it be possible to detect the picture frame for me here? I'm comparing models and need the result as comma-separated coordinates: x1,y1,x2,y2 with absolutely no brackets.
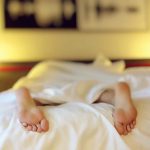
4,0,147,31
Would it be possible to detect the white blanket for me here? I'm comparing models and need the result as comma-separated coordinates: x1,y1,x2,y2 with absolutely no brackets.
0,61,150,150
13,61,121,104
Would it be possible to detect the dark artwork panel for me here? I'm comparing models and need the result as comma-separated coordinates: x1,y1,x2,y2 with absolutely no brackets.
4,0,147,31
4,0,77,29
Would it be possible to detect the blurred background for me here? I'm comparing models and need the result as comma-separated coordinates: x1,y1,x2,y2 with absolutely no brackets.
0,0,150,91
0,0,150,62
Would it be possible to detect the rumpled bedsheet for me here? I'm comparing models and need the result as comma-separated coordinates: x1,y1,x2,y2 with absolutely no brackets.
0,61,150,150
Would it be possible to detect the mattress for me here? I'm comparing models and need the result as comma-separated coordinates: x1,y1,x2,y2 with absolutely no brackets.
0,59,150,150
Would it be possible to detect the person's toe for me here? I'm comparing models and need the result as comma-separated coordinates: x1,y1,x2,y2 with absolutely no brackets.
123,124,128,135
115,122,124,135
127,124,131,132
130,120,136,129
32,125,37,132
21,122,28,127
26,125,32,131
130,122,134,129
133,120,136,126
41,119,49,131
37,123,43,133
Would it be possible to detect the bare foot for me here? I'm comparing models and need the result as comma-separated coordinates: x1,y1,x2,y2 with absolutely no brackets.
19,107,49,133
113,82,137,135
16,87,49,133
97,82,137,135
113,106,137,135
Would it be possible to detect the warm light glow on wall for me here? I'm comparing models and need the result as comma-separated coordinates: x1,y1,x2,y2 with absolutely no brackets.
129,36,150,58
0,42,11,61
0,41,21,62
144,41,150,51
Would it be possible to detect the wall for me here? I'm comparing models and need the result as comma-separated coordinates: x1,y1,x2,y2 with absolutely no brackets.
0,0,150,62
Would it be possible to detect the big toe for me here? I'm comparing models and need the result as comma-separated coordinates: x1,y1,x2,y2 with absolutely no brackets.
114,121,124,135
41,119,49,132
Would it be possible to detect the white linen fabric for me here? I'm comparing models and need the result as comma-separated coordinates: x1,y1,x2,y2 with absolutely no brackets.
13,61,121,104
0,60,150,150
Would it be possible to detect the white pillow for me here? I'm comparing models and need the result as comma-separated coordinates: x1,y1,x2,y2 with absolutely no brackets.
110,60,125,73
93,53,112,67
93,53,125,73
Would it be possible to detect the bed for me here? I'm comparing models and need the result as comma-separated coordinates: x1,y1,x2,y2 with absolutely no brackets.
0,55,150,150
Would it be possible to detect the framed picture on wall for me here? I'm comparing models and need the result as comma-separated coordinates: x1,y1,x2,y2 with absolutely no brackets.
4,0,147,31
4,0,77,29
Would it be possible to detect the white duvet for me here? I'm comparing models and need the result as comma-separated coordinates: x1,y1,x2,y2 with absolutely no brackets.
0,60,150,150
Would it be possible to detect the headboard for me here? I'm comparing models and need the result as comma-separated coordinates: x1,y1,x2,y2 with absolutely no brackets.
1,59,150,72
